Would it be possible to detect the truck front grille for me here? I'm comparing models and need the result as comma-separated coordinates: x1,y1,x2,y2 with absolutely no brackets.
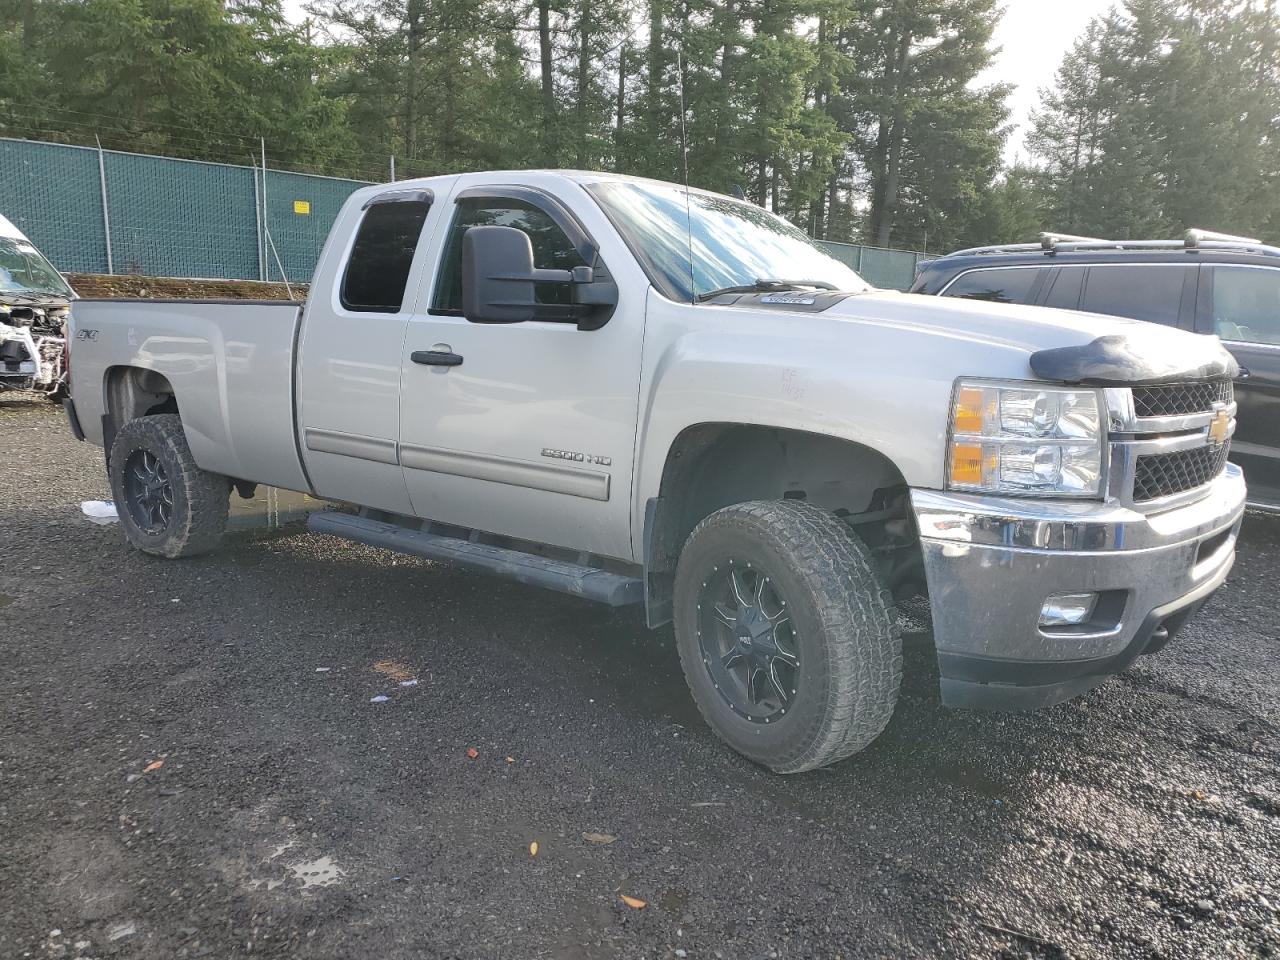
1133,443,1230,502
1131,378,1232,418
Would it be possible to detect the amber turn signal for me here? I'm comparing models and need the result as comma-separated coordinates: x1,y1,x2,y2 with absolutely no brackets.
952,385,990,435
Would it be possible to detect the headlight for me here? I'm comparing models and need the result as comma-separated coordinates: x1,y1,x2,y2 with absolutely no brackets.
947,379,1104,497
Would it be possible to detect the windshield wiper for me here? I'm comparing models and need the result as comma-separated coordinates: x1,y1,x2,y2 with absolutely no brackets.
696,278,837,302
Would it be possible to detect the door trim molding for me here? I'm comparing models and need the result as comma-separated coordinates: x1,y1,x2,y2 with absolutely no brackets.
304,428,399,466
399,443,611,501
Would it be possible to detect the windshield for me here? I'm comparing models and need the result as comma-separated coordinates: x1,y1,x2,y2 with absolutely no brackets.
0,237,72,298
587,180,870,303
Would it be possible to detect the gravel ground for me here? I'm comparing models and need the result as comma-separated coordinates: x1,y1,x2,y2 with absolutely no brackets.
1,396,1278,960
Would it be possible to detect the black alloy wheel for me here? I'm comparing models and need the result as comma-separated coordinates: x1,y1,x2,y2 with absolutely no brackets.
696,561,800,723
672,500,901,773
108,414,230,558
123,448,174,534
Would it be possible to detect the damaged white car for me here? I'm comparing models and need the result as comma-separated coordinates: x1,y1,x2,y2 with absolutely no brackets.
0,214,73,399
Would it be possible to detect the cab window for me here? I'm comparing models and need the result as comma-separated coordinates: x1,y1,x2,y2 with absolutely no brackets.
1080,264,1190,326
340,198,432,313
942,267,1041,304
1211,265,1280,345
432,199,586,316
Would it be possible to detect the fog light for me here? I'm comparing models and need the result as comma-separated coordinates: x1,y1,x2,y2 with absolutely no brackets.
1039,592,1097,627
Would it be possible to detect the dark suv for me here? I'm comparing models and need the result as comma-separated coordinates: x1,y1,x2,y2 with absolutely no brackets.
912,231,1279,509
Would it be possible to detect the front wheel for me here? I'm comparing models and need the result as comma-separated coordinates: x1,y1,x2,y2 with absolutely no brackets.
108,414,230,558
673,500,901,774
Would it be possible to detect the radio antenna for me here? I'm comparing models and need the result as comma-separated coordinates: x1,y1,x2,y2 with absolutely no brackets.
676,49,695,302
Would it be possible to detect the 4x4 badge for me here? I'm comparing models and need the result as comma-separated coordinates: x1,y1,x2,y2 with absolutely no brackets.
1208,406,1231,445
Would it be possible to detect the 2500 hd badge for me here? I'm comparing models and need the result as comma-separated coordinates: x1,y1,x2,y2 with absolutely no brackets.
542,447,612,467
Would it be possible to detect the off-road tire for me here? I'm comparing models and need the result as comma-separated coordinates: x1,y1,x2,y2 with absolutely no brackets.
673,500,901,774
108,414,229,558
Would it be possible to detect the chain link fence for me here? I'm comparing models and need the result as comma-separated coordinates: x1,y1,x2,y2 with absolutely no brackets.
817,240,923,291
0,137,924,290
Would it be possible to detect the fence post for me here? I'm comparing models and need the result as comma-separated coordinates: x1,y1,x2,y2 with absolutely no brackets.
259,139,292,293
253,160,265,282
390,155,396,182
260,139,270,282
95,135,114,275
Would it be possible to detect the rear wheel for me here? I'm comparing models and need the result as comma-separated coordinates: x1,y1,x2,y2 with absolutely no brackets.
108,414,229,558
673,500,901,773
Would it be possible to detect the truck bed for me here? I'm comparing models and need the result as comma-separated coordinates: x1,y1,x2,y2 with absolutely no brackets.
69,298,310,493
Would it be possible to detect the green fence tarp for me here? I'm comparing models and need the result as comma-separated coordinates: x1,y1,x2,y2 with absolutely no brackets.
818,240,921,291
0,137,369,283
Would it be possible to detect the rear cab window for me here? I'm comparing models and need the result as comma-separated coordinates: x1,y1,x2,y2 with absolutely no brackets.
341,196,433,313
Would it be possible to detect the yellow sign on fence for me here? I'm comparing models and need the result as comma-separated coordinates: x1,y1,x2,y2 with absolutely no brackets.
293,200,311,215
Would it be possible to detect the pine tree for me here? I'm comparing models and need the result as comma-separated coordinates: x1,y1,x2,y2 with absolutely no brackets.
837,0,1007,249
1029,0,1280,241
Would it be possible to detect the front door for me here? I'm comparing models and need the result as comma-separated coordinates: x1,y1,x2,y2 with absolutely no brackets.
1199,263,1280,505
397,187,645,560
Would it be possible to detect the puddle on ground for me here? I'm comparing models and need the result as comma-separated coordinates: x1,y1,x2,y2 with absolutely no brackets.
288,856,346,889
228,486,327,532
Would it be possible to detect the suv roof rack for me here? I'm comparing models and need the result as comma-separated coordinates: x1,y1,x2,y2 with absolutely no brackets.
947,228,1280,259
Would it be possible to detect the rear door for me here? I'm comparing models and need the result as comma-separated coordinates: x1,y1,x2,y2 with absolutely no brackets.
395,184,645,561
1196,263,1280,504
297,186,452,512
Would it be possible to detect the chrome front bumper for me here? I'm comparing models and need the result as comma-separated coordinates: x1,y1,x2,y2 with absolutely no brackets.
910,463,1247,710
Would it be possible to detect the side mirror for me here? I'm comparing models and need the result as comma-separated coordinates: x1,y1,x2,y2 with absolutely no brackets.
462,225,539,323
461,224,617,328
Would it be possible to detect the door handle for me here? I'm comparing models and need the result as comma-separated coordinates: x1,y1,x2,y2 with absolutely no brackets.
411,350,463,367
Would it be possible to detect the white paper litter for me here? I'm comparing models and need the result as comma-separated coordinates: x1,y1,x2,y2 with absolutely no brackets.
370,695,389,703
80,500,119,524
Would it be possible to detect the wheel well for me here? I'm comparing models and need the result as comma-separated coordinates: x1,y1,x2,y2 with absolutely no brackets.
643,424,923,626
105,366,178,429
103,366,178,461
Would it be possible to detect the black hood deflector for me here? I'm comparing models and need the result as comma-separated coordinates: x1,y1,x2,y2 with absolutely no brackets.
1030,332,1238,386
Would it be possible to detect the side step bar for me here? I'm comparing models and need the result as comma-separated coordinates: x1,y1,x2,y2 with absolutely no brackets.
308,511,644,607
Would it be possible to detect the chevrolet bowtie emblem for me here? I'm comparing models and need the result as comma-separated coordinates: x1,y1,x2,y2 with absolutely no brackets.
1208,406,1231,445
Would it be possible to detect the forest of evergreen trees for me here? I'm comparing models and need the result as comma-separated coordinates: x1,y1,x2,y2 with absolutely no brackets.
1,0,1277,252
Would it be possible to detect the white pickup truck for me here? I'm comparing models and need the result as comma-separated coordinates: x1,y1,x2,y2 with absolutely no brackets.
65,171,1246,773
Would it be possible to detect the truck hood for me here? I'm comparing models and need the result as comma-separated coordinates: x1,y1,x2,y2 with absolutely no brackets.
756,290,1237,385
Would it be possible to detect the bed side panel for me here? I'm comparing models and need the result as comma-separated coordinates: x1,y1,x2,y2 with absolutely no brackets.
69,299,308,492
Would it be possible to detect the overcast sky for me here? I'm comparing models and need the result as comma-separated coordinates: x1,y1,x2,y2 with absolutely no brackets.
982,0,1117,163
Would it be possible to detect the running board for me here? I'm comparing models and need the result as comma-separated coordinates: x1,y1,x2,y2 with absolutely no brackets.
307,511,644,607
